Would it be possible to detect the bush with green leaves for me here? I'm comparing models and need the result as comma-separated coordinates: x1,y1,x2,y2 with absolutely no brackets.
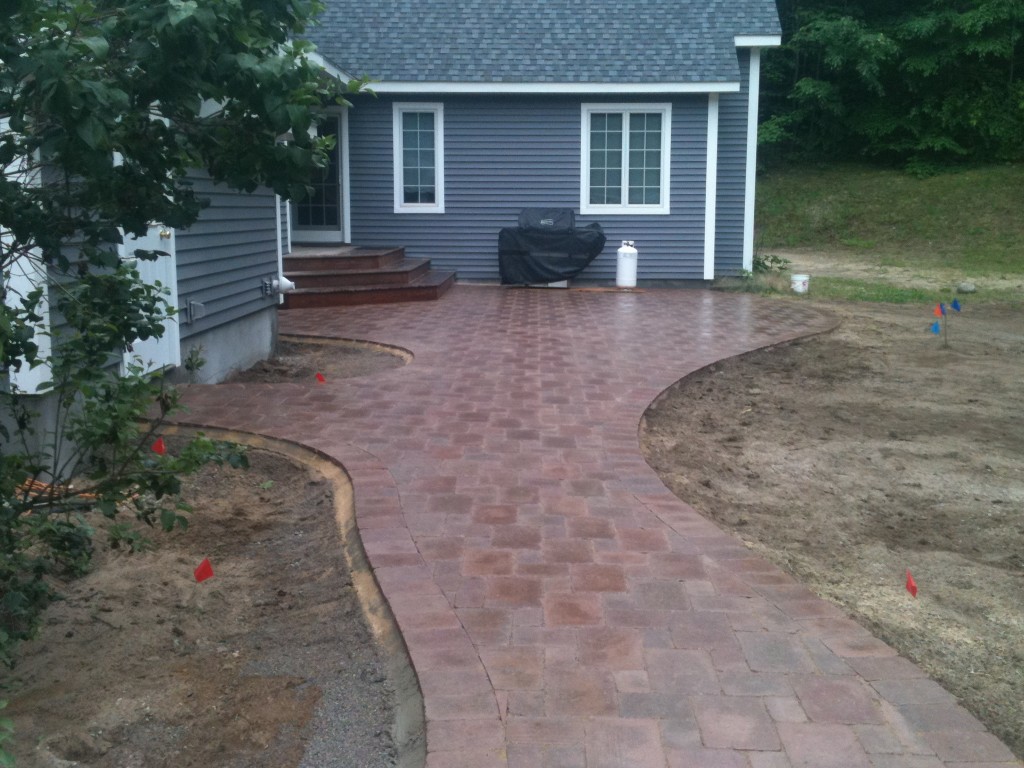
1,0,362,672
762,0,1024,165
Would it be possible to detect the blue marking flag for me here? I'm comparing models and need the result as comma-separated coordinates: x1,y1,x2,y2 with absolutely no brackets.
951,298,961,312
940,302,947,316
931,321,941,335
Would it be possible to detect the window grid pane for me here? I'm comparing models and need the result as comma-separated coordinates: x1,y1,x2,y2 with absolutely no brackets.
626,113,661,206
588,113,623,206
588,110,663,208
402,111,436,205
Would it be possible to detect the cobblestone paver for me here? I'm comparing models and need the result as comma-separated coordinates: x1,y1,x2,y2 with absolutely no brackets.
175,286,1020,768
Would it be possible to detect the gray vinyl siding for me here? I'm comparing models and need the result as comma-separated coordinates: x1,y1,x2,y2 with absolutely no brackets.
347,94,710,281
714,49,751,276
175,173,279,339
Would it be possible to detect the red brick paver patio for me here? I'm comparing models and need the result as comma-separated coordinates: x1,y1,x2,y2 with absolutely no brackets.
176,286,1019,768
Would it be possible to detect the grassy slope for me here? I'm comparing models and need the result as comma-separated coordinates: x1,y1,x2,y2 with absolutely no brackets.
755,164,1024,276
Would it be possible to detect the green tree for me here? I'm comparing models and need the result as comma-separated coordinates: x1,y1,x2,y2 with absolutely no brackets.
761,0,1024,165
0,0,360,670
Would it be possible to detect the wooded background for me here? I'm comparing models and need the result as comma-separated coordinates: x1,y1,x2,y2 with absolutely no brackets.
761,0,1023,168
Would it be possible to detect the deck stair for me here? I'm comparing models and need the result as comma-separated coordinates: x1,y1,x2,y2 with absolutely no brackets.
282,245,455,308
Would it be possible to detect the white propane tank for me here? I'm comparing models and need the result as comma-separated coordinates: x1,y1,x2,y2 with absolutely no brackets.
616,240,638,288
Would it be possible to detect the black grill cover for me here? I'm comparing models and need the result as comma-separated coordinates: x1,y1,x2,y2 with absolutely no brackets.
498,208,606,284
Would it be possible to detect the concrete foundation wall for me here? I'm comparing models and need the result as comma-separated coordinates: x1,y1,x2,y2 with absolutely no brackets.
169,305,278,385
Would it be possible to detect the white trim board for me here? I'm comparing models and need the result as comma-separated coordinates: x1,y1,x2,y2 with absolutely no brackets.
742,49,762,273
341,107,351,241
4,254,53,394
2,115,53,394
703,94,720,281
735,35,782,47
372,81,740,95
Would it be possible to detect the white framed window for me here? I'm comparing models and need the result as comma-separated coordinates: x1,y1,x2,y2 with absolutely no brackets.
393,102,445,213
581,103,671,215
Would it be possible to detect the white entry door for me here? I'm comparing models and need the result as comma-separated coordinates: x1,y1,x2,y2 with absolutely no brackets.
121,223,180,375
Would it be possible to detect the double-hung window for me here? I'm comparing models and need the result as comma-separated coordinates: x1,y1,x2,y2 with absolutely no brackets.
393,103,445,213
581,104,671,215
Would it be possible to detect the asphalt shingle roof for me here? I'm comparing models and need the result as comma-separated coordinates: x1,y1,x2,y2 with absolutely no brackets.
305,0,781,84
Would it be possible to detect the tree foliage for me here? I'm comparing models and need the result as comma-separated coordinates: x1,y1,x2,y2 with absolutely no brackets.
762,0,1024,165
1,0,359,669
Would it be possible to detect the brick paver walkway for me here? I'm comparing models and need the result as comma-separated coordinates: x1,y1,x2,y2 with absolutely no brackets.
176,286,1019,767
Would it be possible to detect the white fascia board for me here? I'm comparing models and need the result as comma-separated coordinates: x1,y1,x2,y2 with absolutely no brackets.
305,50,355,83
734,35,782,47
371,81,741,95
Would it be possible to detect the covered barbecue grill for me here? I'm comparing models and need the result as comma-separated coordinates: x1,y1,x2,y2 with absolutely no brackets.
498,208,606,285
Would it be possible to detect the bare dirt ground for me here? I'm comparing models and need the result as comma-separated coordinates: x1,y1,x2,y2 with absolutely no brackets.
6,291,1022,763
642,275,1024,757
4,340,409,767
779,249,1024,293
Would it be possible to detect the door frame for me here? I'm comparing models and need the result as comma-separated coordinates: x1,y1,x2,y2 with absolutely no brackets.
291,108,350,244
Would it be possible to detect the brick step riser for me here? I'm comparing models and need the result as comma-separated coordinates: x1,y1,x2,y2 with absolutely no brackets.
283,253,405,272
289,261,431,288
282,279,453,308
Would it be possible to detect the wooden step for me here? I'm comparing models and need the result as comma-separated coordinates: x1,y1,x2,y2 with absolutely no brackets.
287,258,432,288
284,245,406,272
282,269,455,309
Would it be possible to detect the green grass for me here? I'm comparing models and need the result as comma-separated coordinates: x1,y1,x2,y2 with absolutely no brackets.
806,278,936,303
716,274,1021,306
810,279,1022,305
756,163,1024,276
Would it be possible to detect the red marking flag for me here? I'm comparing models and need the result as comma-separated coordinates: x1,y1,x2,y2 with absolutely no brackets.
315,372,326,383
906,569,918,598
194,558,214,583
933,303,943,317
151,437,167,455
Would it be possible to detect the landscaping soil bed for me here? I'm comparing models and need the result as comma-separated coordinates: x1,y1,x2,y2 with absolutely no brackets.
5,342,405,766
641,299,1024,757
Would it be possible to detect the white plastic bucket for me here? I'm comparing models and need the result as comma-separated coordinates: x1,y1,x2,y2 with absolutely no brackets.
790,274,810,294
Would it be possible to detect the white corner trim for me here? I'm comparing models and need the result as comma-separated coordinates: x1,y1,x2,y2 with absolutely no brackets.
742,49,762,273
341,107,351,240
275,192,284,304
2,116,53,393
372,80,740,95
392,102,445,214
4,253,53,394
704,94,720,281
734,35,782,47
285,194,292,253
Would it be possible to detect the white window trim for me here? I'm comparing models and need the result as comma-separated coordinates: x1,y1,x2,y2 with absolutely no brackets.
580,103,671,216
393,102,445,214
